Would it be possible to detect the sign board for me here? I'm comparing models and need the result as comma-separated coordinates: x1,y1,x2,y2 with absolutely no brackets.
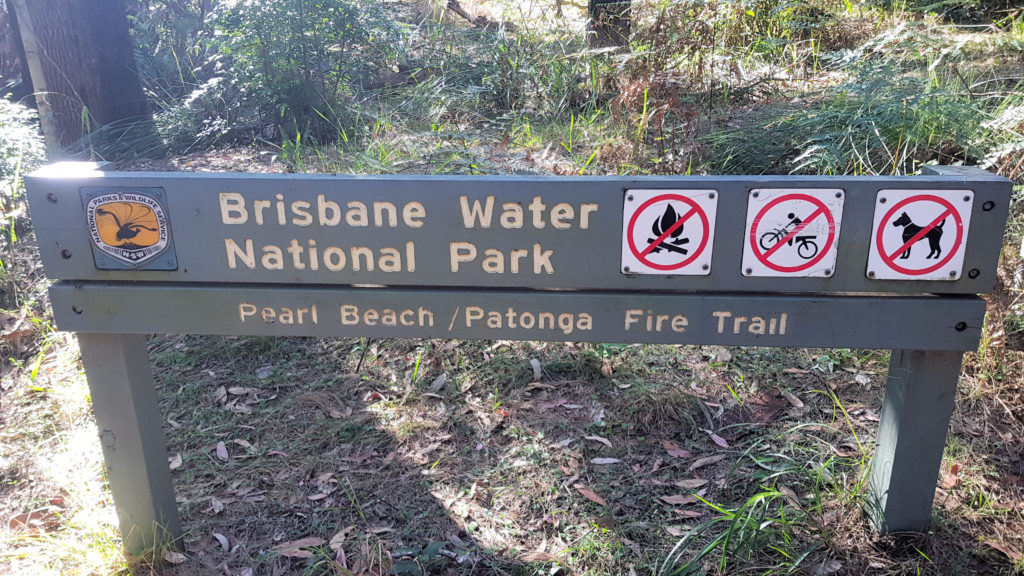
867,190,974,280
21,163,1014,555
621,189,718,275
25,167,1011,295
742,189,844,277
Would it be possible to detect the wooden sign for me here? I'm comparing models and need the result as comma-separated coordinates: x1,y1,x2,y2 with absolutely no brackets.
23,163,1013,557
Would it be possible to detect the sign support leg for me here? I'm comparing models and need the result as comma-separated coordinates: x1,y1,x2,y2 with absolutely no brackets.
77,333,181,555
868,349,963,533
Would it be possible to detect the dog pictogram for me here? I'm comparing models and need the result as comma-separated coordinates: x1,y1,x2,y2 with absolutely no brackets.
892,211,945,259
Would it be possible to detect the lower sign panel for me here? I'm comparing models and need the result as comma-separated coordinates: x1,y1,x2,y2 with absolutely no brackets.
50,283,984,351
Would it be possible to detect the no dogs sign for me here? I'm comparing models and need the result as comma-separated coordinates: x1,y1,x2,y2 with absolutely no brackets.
742,189,844,277
867,190,974,280
621,190,718,275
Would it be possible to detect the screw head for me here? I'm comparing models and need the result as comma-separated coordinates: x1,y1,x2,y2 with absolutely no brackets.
745,268,753,275
60,249,72,260
46,193,58,203
955,321,967,332
949,270,958,278
752,191,760,199
708,192,716,199
982,201,995,212
968,268,980,279
72,305,82,315
879,198,887,204
868,271,876,278
824,269,832,276
627,195,634,201
963,195,971,202
623,266,631,273
835,192,842,199
702,264,710,271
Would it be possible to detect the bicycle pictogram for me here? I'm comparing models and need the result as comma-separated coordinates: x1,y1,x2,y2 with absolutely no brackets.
758,213,819,260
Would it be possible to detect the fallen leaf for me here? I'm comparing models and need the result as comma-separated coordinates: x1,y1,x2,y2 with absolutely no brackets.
674,509,704,518
256,365,273,379
813,559,842,575
216,441,229,462
233,439,253,449
784,368,808,375
781,390,804,408
7,508,59,531
675,479,708,489
272,536,326,558
169,453,183,470
212,531,230,552
854,373,871,385
329,526,355,551
429,373,447,391
666,525,687,537
228,386,258,395
584,435,613,448
368,525,393,534
308,493,329,501
530,359,542,380
716,347,732,362
266,450,290,458
601,361,613,378
661,494,699,505
163,551,187,564
688,454,726,472
662,440,692,458
590,458,620,465
941,463,960,490
573,484,608,506
702,429,729,448
987,542,1023,562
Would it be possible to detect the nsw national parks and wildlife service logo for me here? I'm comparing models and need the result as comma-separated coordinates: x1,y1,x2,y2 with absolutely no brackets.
85,189,176,269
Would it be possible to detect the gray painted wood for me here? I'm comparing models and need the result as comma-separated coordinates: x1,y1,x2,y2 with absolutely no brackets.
50,283,986,350
26,166,1012,294
869,349,964,532
77,333,181,554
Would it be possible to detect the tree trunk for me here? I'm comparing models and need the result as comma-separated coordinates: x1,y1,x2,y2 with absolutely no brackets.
10,0,157,153
588,0,631,48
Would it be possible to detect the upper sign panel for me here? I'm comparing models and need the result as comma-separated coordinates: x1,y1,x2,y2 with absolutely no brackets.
621,190,718,275
866,189,974,281
24,167,1012,294
742,188,844,278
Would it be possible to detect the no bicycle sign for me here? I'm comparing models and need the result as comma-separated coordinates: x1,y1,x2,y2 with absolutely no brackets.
742,189,844,277
867,189,974,280
621,190,718,275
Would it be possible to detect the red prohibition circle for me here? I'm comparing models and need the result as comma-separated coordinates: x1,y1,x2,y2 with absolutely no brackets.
748,193,836,273
627,194,710,271
875,194,963,276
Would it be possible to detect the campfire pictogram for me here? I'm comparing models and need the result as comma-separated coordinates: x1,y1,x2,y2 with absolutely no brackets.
647,204,690,254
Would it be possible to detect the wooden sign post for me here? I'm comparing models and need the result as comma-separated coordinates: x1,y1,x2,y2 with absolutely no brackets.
26,163,1011,554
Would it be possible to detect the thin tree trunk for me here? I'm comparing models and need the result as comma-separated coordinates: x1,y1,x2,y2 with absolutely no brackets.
10,0,157,152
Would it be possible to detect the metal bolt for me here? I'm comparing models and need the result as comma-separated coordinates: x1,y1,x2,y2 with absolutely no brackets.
745,268,753,275
46,193,58,203
835,192,842,199
824,269,832,276
968,268,980,279
955,321,967,332
982,201,995,212
627,195,634,201
702,264,710,271
949,270,958,278
963,195,971,202
623,266,631,273
708,193,716,199
879,198,887,204
60,249,72,260
752,191,760,199
72,305,83,315
166,260,174,266
868,271,876,278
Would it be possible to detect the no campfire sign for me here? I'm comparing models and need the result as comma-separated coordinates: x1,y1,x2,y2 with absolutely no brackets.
742,189,844,277
621,190,718,275
866,189,974,280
